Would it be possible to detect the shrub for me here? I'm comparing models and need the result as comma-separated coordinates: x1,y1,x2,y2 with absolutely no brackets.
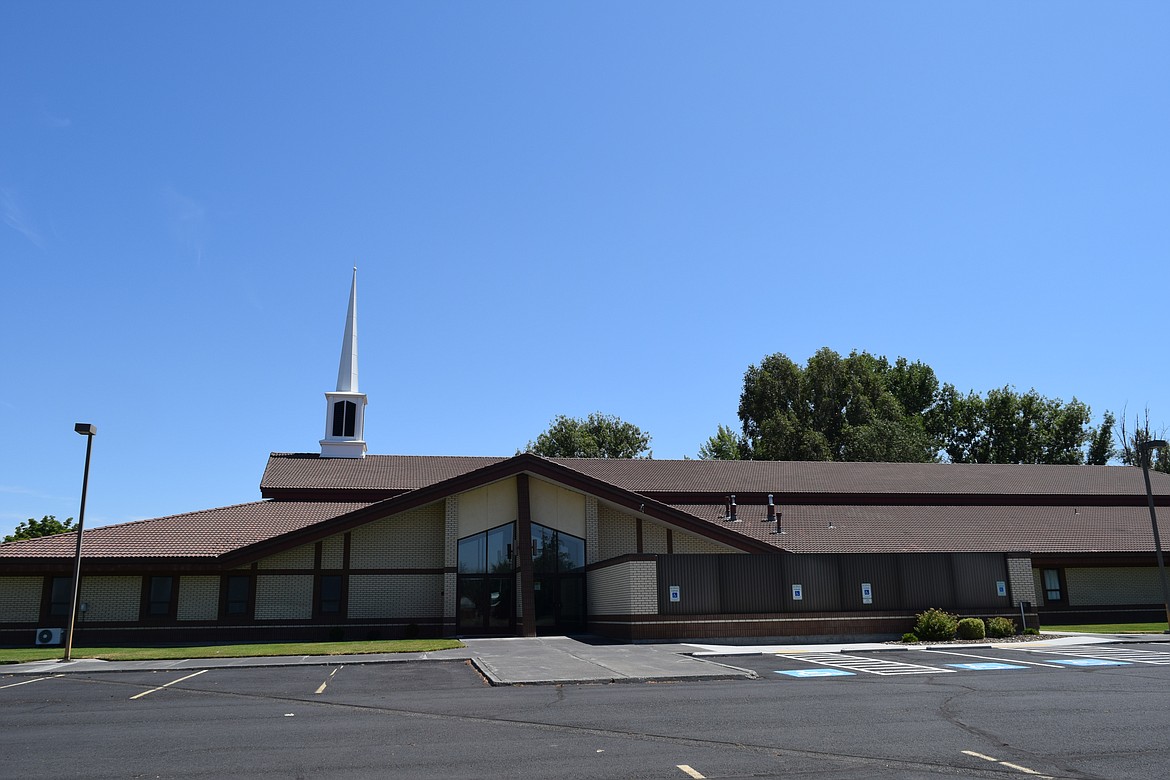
957,617,986,640
1023,627,1039,636
986,616,1015,638
914,608,959,641
901,632,919,643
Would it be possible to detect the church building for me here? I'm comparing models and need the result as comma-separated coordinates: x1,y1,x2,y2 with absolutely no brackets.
2,272,1168,646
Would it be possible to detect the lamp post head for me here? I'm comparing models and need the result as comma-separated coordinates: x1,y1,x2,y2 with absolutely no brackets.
1140,439,1169,452
74,423,96,436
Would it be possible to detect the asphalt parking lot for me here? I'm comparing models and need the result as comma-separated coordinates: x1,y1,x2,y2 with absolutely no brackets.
3,641,1170,779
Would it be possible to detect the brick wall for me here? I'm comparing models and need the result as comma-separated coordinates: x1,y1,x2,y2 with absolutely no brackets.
255,575,313,620
1067,567,1165,606
642,521,669,554
321,535,345,569
1006,556,1036,607
177,576,220,621
671,529,736,554
0,577,43,622
257,543,315,569
79,576,141,622
349,503,444,569
597,505,638,560
348,574,443,619
444,496,459,623
585,496,599,564
588,560,658,615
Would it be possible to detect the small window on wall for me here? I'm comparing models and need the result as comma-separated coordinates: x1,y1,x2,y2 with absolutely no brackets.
1042,569,1062,603
148,576,174,616
224,575,251,616
319,575,343,614
49,577,73,616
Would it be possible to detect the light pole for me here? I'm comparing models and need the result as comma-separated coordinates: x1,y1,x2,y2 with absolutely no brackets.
62,423,96,662
1139,438,1170,634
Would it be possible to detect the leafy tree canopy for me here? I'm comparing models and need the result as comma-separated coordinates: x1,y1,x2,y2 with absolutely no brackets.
4,515,76,543
698,424,742,460
720,347,1116,466
524,413,652,459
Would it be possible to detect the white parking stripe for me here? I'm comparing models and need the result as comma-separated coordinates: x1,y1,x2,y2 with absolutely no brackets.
129,669,209,700
962,750,1052,778
922,648,1065,668
677,765,705,779
789,652,953,676
0,675,62,689
1020,647,1170,665
315,666,343,694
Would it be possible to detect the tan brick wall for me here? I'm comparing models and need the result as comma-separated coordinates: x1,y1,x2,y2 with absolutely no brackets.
1067,567,1165,606
321,535,345,569
444,496,459,620
642,521,669,554
1032,568,1046,607
1006,557,1036,607
588,560,658,615
257,543,315,569
585,496,599,565
597,505,639,561
671,529,736,554
349,503,444,569
79,576,141,622
177,576,220,621
348,574,443,619
0,577,43,622
254,575,313,620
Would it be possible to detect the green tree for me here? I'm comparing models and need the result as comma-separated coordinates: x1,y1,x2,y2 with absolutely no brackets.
931,384,1097,464
4,515,76,543
698,424,743,460
736,348,938,462
1086,411,1116,465
524,413,651,459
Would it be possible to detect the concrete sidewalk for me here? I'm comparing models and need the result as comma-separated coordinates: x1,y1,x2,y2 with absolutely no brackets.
3,632,1163,685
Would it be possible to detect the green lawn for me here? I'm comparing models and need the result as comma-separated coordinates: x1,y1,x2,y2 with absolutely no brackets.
1049,622,1168,634
0,638,464,665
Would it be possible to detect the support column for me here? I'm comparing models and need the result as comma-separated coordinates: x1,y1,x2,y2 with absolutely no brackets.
585,495,599,565
516,474,536,637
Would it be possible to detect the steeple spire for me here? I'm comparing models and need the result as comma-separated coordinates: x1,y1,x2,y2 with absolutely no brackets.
335,267,359,393
320,267,368,458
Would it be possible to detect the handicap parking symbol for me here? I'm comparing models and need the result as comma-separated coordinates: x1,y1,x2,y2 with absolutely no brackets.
1050,658,1129,667
946,662,1027,671
775,668,856,678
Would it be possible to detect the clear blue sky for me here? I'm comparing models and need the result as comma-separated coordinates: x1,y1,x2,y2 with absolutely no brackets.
2,2,1167,538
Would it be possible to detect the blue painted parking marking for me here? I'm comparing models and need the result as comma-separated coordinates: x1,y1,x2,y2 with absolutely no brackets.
775,668,856,678
946,662,1027,671
1049,658,1129,667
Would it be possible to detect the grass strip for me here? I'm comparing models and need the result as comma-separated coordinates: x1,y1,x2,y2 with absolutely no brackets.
1048,622,1167,634
0,638,463,664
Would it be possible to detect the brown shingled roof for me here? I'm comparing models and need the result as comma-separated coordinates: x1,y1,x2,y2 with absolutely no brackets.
261,452,1170,499
665,502,1161,555
0,500,373,560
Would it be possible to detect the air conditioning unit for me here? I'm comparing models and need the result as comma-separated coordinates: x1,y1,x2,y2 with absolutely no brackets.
35,628,64,647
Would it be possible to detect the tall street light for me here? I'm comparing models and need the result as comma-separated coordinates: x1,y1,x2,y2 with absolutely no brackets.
1139,438,1170,634
63,423,96,662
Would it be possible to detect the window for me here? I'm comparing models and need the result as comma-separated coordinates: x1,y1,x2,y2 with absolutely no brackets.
1042,569,1062,603
332,400,356,437
319,575,343,614
224,575,250,616
49,577,72,616
531,523,585,573
147,576,174,616
458,523,515,574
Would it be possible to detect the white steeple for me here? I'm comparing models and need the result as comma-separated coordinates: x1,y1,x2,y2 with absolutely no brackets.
320,268,368,458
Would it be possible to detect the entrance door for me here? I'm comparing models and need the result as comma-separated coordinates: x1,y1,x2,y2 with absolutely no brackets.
531,522,587,635
456,522,516,635
533,573,586,634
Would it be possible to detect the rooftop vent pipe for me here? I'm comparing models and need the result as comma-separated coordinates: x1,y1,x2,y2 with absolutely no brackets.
728,494,739,522
766,494,775,522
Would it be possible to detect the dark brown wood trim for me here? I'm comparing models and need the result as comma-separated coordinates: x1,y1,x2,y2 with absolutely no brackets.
313,542,322,570
666,529,674,554
636,517,643,554
516,474,536,637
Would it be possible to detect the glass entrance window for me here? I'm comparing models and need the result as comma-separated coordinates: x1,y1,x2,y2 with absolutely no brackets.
457,522,516,633
530,523,586,633
531,523,585,573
